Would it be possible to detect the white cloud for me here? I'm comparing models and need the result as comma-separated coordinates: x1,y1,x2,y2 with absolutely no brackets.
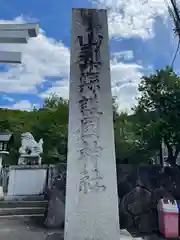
92,0,169,39
0,16,70,94
2,95,14,102
110,56,143,112
0,16,143,113
42,52,143,113
110,53,143,86
1,100,38,111
111,50,134,61
12,100,34,110
113,83,140,113
41,50,140,107
40,79,69,100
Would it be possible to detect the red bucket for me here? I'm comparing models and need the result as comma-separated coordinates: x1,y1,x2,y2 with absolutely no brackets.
158,199,179,238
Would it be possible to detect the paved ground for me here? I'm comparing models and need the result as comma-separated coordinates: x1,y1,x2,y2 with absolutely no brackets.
0,217,63,240
0,217,168,240
0,219,143,240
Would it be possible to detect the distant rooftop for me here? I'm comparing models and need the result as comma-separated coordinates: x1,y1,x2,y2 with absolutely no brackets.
0,133,13,142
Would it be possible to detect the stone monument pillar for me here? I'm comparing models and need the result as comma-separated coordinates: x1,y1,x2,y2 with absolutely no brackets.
64,8,120,240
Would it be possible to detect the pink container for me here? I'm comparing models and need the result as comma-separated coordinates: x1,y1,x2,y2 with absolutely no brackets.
158,199,179,238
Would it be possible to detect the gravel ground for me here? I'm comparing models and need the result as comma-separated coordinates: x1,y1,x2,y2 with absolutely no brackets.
0,217,63,240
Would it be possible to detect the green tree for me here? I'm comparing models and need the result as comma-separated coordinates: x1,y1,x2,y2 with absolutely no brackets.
43,93,68,110
0,93,150,165
134,66,180,165
114,112,153,164
32,95,68,164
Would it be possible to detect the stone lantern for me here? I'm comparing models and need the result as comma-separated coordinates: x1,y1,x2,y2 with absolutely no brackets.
0,132,13,153
0,132,13,199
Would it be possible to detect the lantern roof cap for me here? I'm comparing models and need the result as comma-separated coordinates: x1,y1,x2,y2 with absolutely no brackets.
0,132,13,142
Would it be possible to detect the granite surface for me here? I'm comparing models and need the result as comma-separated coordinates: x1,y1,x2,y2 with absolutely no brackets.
9,164,49,170
47,164,180,235
0,217,63,240
0,218,146,240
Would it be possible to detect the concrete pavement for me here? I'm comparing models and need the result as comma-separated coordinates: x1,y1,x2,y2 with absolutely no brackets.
0,217,63,240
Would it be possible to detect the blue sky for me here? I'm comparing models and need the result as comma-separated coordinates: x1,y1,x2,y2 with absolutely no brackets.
0,0,177,112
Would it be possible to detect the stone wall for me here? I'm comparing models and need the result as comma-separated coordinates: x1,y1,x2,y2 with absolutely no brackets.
48,164,180,234
117,164,180,234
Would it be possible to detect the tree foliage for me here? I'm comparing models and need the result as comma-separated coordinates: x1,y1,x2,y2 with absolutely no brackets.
0,94,68,165
134,66,180,165
114,112,153,164
0,93,147,165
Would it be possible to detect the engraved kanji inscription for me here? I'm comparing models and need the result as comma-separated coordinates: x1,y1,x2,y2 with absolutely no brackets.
78,34,103,73
81,116,99,137
79,97,101,117
79,170,106,194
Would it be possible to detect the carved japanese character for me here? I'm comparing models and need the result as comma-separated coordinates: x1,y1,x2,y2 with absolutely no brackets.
79,97,88,112
79,145,90,159
79,171,106,194
80,71,100,85
79,173,90,194
81,117,99,137
78,96,101,117
77,33,103,72
90,142,103,161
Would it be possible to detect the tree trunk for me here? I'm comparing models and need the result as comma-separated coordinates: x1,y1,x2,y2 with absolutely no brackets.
167,149,179,166
164,140,179,166
167,155,177,165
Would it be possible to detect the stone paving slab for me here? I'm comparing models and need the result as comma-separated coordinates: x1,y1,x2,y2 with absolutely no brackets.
0,218,165,240
0,217,63,240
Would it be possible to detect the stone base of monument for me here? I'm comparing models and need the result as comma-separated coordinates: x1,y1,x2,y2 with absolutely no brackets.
120,229,143,240
7,165,48,198
45,230,143,240
18,154,41,165
46,230,143,240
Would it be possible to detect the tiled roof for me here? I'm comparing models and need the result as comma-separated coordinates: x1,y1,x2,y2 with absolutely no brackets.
0,132,13,142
